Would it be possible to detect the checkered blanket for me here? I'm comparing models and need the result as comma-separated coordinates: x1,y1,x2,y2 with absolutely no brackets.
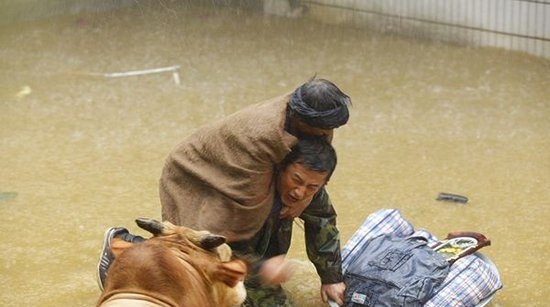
342,209,503,307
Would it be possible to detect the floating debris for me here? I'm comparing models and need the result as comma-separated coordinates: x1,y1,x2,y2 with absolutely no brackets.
15,85,32,99
436,192,468,204
86,65,181,85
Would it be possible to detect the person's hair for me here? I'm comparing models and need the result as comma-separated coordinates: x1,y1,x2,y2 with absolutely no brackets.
280,137,337,182
287,78,351,129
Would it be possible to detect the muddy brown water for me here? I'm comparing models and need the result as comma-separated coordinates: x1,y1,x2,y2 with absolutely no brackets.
1,2,548,306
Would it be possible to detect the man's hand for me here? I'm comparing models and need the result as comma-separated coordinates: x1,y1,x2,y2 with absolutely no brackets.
279,197,312,219
258,255,297,286
320,282,345,306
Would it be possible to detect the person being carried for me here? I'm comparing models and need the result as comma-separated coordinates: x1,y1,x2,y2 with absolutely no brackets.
98,78,352,305
99,138,343,306
159,78,351,243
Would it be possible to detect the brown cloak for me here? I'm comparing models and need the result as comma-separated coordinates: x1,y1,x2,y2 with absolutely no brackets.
160,93,297,242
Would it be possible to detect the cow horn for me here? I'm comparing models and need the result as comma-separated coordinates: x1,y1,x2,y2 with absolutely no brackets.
135,218,164,235
199,234,227,249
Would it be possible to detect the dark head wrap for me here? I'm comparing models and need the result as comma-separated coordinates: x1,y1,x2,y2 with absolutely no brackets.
288,79,351,129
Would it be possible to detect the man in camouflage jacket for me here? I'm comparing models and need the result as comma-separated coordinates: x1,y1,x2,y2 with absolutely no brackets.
231,138,343,307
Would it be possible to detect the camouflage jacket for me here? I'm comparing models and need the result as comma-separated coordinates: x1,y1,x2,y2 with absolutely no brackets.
230,187,343,284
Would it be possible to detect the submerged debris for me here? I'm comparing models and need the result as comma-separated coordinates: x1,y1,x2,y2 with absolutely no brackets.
0,192,18,202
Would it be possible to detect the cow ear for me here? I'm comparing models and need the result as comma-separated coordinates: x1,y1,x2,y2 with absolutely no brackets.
212,259,248,287
199,234,227,249
135,218,165,235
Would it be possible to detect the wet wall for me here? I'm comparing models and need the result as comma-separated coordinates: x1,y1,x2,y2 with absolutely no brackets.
0,0,135,25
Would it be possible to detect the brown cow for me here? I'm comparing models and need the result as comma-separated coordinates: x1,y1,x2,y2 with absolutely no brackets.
97,218,248,307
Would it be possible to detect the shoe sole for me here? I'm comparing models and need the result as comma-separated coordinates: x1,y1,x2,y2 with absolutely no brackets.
96,227,119,291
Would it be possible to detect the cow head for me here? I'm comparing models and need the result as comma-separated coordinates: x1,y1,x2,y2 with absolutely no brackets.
98,218,248,307
136,218,234,261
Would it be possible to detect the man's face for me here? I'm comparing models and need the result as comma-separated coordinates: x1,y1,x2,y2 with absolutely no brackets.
277,162,328,219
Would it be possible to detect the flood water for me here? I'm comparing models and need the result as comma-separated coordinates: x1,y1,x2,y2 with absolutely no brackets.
1,2,548,306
